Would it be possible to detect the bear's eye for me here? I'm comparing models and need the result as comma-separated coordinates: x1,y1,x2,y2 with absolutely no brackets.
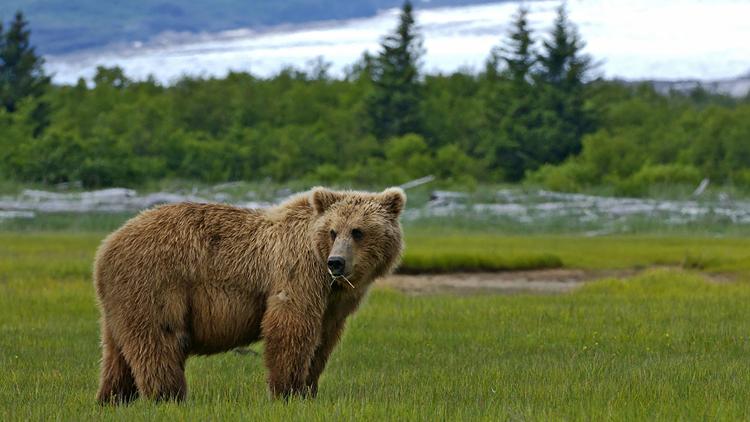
330,229,337,241
351,228,363,241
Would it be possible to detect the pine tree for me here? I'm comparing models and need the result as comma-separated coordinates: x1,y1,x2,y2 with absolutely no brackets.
537,3,591,90
367,0,424,140
483,5,542,181
535,3,594,163
0,11,50,113
494,5,535,86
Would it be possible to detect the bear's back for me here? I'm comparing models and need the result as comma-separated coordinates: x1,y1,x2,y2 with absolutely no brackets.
95,203,268,292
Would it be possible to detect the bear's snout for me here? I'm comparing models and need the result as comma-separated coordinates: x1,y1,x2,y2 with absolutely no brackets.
327,256,346,276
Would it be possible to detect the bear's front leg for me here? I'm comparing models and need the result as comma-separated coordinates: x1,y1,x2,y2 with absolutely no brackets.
306,316,346,397
261,290,324,399
306,294,360,396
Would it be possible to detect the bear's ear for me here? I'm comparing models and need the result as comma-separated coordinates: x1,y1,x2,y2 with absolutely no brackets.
310,187,344,214
380,187,406,217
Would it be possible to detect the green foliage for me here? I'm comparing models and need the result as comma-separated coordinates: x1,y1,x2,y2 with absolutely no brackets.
526,160,591,193
367,1,424,140
0,12,50,134
533,4,595,162
493,5,534,86
618,164,703,196
529,85,750,195
384,133,431,178
433,144,478,187
0,10,748,191
483,4,596,181
537,4,592,90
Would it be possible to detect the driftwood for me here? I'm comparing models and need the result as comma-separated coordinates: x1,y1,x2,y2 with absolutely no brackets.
399,175,435,190
692,178,710,197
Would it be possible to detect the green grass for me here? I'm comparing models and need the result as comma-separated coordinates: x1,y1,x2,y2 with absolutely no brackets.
402,230,750,274
3,234,750,419
400,235,564,273
2,231,750,276
0,212,134,233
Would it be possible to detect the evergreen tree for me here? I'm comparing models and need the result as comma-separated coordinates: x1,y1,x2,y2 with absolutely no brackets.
483,5,542,181
0,12,50,113
367,0,424,140
494,5,535,86
537,4,592,89
535,3,594,163
0,12,50,136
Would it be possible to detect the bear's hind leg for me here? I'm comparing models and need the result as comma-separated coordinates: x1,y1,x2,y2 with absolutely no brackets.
122,327,189,402
96,325,138,405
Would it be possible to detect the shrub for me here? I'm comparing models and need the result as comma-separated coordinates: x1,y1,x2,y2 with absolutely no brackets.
617,164,702,196
526,159,595,192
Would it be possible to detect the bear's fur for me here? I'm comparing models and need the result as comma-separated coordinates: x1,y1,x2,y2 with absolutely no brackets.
94,187,406,404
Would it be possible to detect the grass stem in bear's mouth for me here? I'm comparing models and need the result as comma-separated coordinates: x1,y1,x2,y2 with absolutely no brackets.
328,268,355,289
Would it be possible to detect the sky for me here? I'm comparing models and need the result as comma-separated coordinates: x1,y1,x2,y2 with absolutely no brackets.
45,0,750,85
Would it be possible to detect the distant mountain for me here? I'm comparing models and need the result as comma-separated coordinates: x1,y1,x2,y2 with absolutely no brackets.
0,0,517,55
649,75,750,98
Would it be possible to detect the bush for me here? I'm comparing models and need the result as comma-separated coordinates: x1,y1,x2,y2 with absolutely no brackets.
617,164,702,196
526,159,596,192
385,133,433,180
433,144,479,187
631,164,702,185
731,169,750,189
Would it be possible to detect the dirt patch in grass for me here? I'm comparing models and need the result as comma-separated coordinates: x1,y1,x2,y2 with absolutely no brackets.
377,267,736,295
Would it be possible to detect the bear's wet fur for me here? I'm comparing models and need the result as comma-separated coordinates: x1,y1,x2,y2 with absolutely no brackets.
94,187,405,404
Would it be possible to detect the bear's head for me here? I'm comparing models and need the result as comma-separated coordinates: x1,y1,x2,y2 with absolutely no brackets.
310,187,406,287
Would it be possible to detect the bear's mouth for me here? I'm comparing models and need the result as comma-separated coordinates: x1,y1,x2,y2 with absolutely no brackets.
327,268,355,289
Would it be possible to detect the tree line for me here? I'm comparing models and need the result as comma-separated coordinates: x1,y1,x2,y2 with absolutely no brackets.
1,2,749,193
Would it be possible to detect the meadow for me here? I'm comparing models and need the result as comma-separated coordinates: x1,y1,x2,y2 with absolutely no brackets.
2,231,750,420
2,0,750,417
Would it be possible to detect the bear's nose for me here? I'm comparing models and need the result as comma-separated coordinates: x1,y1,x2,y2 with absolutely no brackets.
327,256,346,276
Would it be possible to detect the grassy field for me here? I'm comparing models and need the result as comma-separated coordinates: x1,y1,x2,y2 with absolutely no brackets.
2,233,750,419
2,231,750,276
402,229,750,274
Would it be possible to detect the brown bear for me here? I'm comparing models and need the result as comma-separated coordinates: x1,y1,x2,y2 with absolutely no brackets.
94,187,406,404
